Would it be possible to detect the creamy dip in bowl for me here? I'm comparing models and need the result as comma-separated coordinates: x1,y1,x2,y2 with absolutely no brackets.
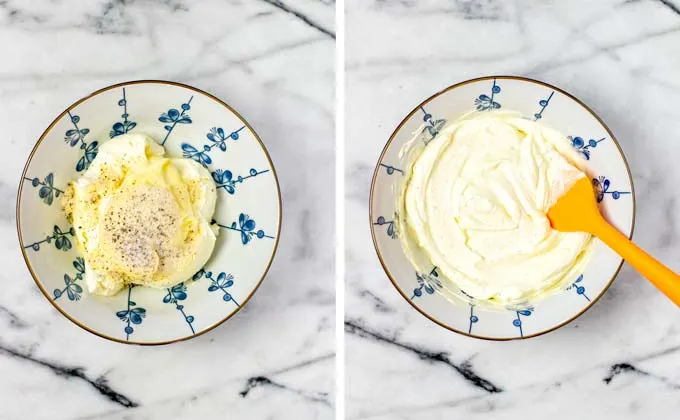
370,76,634,339
398,111,593,306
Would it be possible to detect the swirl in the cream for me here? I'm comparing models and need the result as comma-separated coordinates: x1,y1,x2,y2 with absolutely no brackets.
398,111,593,305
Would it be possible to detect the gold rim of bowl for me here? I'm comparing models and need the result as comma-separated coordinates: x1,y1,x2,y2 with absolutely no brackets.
16,80,283,346
369,75,636,341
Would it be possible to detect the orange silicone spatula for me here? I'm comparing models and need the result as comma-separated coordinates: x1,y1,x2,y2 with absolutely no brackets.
548,177,680,307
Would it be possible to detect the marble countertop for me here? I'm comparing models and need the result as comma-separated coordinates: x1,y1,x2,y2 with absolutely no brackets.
345,0,680,419
0,1,334,419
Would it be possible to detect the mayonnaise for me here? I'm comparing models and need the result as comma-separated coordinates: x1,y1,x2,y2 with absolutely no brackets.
398,111,593,305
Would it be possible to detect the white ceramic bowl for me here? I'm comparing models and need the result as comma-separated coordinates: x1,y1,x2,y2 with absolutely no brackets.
370,76,635,340
18,80,281,344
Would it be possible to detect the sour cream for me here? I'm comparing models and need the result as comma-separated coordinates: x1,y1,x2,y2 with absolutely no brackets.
63,134,218,296
399,111,593,304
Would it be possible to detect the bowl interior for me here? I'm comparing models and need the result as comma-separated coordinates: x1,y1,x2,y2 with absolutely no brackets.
371,76,634,340
18,81,281,344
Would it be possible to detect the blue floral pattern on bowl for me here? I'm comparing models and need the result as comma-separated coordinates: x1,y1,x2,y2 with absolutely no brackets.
17,81,281,344
23,173,64,206
110,87,137,138
370,76,635,340
212,168,269,195
181,126,245,167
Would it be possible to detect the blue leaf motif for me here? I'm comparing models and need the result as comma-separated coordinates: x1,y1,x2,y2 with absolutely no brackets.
25,173,64,206
214,213,274,245
54,261,85,302
110,88,137,138
117,287,147,339
211,168,268,195
76,141,99,172
162,283,194,333
240,215,256,232
203,271,239,306
160,96,193,145
160,109,180,123
593,176,629,203
217,272,227,284
111,122,125,137
24,224,74,252
373,215,397,239
513,308,534,337
129,308,146,324
181,143,198,153
411,268,440,299
474,79,502,111
173,289,187,301
567,275,590,301
181,142,212,166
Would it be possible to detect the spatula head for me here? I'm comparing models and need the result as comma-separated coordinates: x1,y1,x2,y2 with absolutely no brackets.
547,177,601,233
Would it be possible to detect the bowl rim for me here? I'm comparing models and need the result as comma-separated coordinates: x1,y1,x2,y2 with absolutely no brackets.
369,75,636,341
16,79,283,346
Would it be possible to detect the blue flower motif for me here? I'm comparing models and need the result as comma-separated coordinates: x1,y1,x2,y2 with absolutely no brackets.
411,267,441,299
593,176,631,203
379,163,403,175
163,283,195,334
214,213,275,245
420,106,446,142
181,143,212,166
181,126,245,167
534,91,554,120
206,272,240,305
65,111,98,172
566,274,590,301
64,113,90,147
76,141,99,172
373,216,396,239
475,78,501,111
469,305,478,334
24,173,64,205
24,225,75,251
207,126,243,151
211,168,269,195
110,87,136,138
116,286,146,340
512,308,534,337
159,96,193,145
192,269,240,305
53,257,85,301
570,136,604,160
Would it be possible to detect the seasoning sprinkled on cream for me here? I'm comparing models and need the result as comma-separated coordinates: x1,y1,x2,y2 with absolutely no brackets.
63,134,218,296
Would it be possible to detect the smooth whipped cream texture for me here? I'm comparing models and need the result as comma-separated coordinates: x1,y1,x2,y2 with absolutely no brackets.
399,111,593,304
63,134,218,296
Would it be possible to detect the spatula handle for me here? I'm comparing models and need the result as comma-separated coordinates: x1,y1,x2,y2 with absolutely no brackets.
593,218,680,307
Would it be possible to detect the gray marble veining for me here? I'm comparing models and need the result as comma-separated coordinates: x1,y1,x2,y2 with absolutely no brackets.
346,0,680,418
0,1,334,419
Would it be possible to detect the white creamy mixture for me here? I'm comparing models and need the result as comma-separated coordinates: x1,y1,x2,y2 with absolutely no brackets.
63,134,218,296
399,111,593,304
